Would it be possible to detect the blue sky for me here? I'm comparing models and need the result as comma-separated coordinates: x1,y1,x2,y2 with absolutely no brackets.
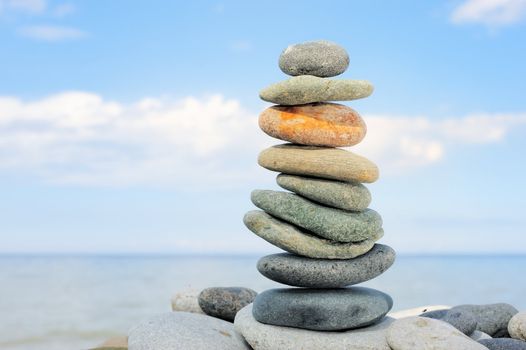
0,0,525,254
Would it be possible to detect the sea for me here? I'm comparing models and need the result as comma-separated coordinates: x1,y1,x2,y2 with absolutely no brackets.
0,254,525,350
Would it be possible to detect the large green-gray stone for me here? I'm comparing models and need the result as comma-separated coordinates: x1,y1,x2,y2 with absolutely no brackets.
251,190,382,243
243,210,382,259
277,174,371,211
259,75,373,105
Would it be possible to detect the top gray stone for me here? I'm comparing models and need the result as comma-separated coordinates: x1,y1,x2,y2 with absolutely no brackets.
279,40,350,77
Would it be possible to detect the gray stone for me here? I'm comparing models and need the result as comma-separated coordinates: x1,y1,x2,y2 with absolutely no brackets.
388,305,451,319
453,303,518,337
278,40,349,77
421,308,478,335
259,75,373,105
198,287,257,322
251,190,382,242
234,304,394,350
471,330,492,341
243,210,382,259
257,244,395,288
128,312,250,350
479,338,526,350
509,311,526,341
277,174,371,211
252,287,393,331
386,316,488,350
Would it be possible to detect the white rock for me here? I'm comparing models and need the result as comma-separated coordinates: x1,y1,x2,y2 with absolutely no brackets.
234,304,393,350
470,330,492,341
170,288,205,314
387,305,450,319
386,316,488,350
509,311,526,341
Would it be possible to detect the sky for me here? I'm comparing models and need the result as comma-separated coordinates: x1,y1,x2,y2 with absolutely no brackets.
0,0,525,254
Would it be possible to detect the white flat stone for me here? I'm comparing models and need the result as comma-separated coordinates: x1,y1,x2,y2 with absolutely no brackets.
170,288,205,314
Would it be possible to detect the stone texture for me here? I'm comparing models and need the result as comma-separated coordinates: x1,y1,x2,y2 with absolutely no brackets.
386,316,488,350
259,103,366,147
479,338,526,350
91,335,128,349
198,287,257,322
257,244,395,288
243,210,382,259
251,190,382,242
128,312,250,350
170,288,205,314
509,312,526,341
278,40,350,77
259,75,373,105
234,304,394,350
471,330,492,341
277,174,371,211
258,144,379,183
252,287,393,331
421,308,478,335
453,303,518,337
388,305,451,319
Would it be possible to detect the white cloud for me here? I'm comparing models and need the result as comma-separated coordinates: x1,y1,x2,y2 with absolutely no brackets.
0,0,46,14
0,91,525,187
18,25,86,41
451,0,526,26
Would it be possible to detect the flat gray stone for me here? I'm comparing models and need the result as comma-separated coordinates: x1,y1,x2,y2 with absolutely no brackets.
471,330,492,341
234,304,394,350
259,75,373,105
277,174,371,211
509,311,526,341
257,244,395,287
279,40,349,77
479,338,526,350
251,190,382,242
198,287,257,322
128,312,250,350
386,317,488,350
453,303,518,337
252,287,393,331
244,210,382,259
421,308,478,335
388,305,451,319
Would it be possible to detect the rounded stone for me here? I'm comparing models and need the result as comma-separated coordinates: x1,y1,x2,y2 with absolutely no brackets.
453,303,518,337
258,144,379,183
234,304,394,350
259,103,366,147
251,190,382,243
243,210,382,259
386,317,488,350
278,40,350,77
198,287,257,322
509,311,526,341
479,338,526,350
171,288,205,314
252,287,393,331
257,244,395,288
277,174,371,211
259,75,373,105
421,308,478,335
128,312,250,350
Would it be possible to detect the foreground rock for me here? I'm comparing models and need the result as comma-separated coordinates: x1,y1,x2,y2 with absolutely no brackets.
259,75,373,105
259,103,366,147
235,304,394,350
509,311,526,341
258,144,379,183
198,287,257,322
128,312,250,350
251,190,382,242
252,287,392,331
171,288,205,314
386,316,487,350
244,210,382,259
421,308,478,335
279,40,350,77
454,303,518,337
277,174,371,211
479,338,526,350
257,244,395,287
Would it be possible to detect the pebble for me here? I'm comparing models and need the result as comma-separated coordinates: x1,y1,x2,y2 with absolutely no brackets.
243,210,382,259
252,287,393,331
91,335,128,349
234,304,394,350
279,40,350,77
171,288,205,314
471,330,492,341
277,174,371,211
128,312,250,350
479,338,526,350
258,103,366,147
421,308,478,335
251,190,382,242
198,287,257,322
386,316,488,350
259,75,373,105
257,244,395,288
453,303,518,337
388,305,451,319
509,311,526,341
258,144,379,183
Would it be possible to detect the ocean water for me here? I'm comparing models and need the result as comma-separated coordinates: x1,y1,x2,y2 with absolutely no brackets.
0,254,525,350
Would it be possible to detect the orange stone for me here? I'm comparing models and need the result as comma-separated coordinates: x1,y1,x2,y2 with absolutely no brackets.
258,103,366,147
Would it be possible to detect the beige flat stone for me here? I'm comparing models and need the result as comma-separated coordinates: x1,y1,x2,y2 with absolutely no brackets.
171,288,205,314
91,335,128,349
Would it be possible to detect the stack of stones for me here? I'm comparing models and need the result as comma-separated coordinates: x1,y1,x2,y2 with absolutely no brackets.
241,41,396,338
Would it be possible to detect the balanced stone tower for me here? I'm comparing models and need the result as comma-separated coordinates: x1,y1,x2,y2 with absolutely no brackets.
238,40,396,345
